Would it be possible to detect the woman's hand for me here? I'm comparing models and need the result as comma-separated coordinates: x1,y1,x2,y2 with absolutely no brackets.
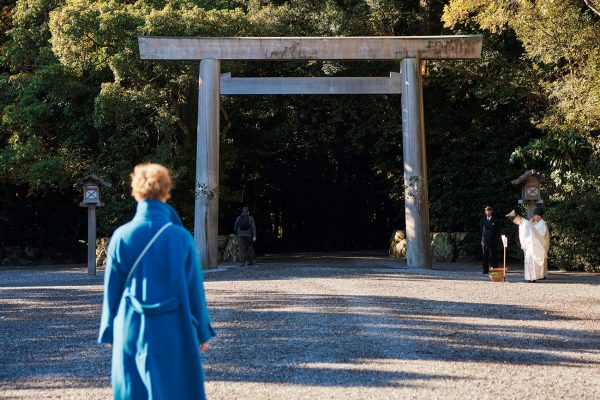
200,342,209,353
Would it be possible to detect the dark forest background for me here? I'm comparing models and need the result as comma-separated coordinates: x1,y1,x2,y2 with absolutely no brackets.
0,0,598,270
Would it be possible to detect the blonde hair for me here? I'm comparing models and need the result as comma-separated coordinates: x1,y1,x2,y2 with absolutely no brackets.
130,163,172,201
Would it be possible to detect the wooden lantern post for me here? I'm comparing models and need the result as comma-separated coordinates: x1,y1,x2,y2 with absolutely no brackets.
511,170,543,219
74,175,110,276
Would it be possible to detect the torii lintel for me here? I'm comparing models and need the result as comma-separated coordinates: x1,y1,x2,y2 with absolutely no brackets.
136,35,483,270
138,36,482,61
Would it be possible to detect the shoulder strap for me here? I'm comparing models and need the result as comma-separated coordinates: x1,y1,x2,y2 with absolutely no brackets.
125,222,173,283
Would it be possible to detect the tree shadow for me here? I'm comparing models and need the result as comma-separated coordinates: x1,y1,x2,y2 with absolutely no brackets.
1,260,598,391
0,266,102,289
0,285,109,387
203,291,600,387
210,253,600,287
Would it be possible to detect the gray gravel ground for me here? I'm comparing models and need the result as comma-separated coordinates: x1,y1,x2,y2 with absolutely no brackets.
1,254,599,399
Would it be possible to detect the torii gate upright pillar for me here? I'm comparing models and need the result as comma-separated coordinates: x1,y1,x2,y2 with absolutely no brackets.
401,58,431,269
138,36,482,269
195,58,220,269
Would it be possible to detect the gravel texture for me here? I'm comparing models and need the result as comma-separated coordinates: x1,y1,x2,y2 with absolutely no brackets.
1,254,599,399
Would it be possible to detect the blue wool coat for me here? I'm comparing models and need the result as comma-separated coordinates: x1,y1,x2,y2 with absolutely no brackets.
99,200,216,400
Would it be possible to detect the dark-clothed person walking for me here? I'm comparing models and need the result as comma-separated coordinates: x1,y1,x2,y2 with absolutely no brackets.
234,206,256,266
480,205,502,274
99,163,215,400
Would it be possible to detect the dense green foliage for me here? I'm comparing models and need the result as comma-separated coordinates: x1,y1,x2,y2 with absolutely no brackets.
0,0,598,270
444,0,600,270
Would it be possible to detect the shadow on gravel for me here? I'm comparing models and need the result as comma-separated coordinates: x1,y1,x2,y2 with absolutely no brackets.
0,285,110,387
205,255,600,286
204,291,600,387
1,258,598,391
0,270,103,289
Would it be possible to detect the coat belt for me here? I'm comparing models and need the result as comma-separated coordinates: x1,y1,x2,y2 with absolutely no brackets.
126,295,181,316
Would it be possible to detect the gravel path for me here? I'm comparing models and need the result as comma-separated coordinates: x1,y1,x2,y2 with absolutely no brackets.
1,254,599,399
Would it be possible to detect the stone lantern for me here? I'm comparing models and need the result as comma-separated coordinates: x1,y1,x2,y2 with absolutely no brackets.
511,170,543,219
74,175,110,276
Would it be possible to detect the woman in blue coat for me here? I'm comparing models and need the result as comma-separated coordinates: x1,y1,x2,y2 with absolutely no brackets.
99,163,216,400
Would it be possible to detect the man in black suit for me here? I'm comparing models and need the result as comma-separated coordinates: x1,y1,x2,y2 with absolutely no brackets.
480,205,501,274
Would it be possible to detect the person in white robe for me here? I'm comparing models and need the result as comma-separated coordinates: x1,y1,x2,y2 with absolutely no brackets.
505,210,546,282
531,208,550,278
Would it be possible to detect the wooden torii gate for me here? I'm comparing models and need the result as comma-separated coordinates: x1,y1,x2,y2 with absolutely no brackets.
138,36,483,269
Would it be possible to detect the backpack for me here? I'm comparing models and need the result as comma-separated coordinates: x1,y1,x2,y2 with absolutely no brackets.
239,215,250,230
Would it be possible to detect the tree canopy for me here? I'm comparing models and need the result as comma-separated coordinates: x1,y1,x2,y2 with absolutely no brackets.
0,0,598,270
443,0,600,270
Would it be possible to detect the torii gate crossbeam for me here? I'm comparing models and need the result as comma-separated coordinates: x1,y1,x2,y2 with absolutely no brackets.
138,36,483,269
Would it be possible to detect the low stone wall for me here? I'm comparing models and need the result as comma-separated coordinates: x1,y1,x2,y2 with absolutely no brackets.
6,232,475,267
0,246,79,266
219,234,239,263
96,234,242,268
96,237,110,270
389,230,407,258
390,230,477,262
0,235,239,270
